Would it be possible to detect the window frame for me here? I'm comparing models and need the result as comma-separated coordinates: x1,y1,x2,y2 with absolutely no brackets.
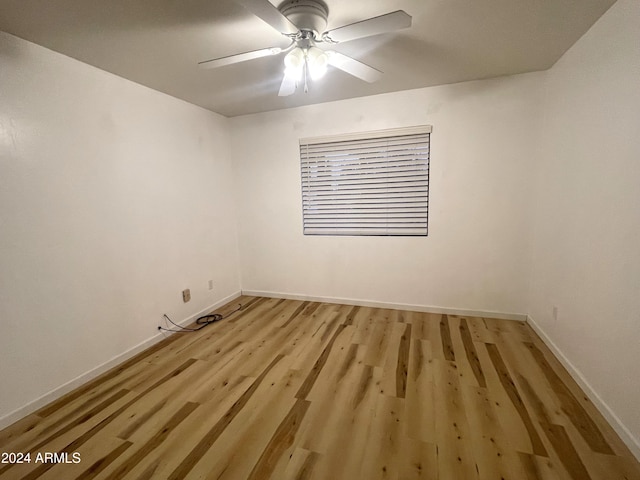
299,125,432,237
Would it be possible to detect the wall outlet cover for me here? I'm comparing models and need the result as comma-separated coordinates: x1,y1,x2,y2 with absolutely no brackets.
182,289,191,302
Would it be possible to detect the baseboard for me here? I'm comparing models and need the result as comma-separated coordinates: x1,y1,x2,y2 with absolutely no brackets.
527,314,640,461
241,289,528,321
0,290,242,431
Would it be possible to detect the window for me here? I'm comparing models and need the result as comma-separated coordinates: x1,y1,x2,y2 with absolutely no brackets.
300,125,431,236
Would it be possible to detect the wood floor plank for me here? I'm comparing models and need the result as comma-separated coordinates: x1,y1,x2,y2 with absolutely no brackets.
296,324,348,400
247,398,311,480
363,313,395,367
73,438,133,480
121,368,300,480
196,367,303,480
280,304,339,357
497,336,568,428
359,394,405,480
461,384,526,480
303,325,357,405
301,362,380,478
583,451,640,480
406,311,430,341
351,307,378,345
281,448,321,480
398,436,438,480
0,297,638,480
395,322,412,398
164,354,285,480
279,301,313,328
32,436,132,480
405,339,436,444
459,317,487,388
525,330,634,458
447,315,482,387
519,452,569,480
342,304,362,326
524,341,614,455
539,422,593,480
476,341,538,455
466,316,498,343
433,359,478,480
287,304,346,372
295,337,365,454
486,343,548,456
439,314,456,361
102,401,199,479
378,322,407,397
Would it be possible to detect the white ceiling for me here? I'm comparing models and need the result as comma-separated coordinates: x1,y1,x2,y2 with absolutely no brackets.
0,0,616,117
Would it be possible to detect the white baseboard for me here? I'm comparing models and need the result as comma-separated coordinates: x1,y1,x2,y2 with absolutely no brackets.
0,291,241,431
527,314,640,461
241,289,528,322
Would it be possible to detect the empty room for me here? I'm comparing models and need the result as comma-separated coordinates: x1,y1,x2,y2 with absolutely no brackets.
1,0,639,478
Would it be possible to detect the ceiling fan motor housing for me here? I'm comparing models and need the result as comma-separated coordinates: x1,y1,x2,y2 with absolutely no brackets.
278,0,328,38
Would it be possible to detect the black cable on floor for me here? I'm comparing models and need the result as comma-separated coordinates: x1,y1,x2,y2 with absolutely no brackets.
158,303,242,333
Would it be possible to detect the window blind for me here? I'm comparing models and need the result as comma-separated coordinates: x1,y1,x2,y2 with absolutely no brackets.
300,126,431,236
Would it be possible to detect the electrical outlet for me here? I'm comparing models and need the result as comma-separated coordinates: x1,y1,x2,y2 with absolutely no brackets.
182,289,191,303
208,280,213,291
552,306,558,321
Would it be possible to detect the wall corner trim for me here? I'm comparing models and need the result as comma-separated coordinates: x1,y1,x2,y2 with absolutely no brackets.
526,314,640,461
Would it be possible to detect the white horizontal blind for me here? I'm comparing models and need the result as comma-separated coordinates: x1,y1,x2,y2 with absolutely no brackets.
300,126,431,236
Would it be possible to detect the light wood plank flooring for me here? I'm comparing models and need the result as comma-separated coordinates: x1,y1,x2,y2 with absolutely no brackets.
1,296,639,479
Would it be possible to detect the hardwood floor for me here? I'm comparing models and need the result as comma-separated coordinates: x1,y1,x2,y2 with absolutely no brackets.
1,296,639,479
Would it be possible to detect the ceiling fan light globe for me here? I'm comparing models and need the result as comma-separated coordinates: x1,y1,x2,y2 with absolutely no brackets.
309,63,327,80
284,47,305,70
306,46,328,80
315,52,328,69
305,46,324,63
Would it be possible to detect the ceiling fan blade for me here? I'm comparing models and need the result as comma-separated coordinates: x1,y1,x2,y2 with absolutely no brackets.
235,0,299,35
323,10,412,43
278,73,297,96
326,51,382,83
198,47,282,69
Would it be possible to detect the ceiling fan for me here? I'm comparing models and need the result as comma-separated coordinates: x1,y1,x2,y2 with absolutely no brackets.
198,0,412,96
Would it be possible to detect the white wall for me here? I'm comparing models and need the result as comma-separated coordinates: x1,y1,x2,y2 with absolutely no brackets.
0,32,241,424
230,73,544,316
528,0,640,455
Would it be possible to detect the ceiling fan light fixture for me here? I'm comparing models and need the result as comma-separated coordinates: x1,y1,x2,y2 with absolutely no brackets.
284,47,304,69
200,0,411,97
309,62,327,80
306,46,328,80
283,47,305,79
